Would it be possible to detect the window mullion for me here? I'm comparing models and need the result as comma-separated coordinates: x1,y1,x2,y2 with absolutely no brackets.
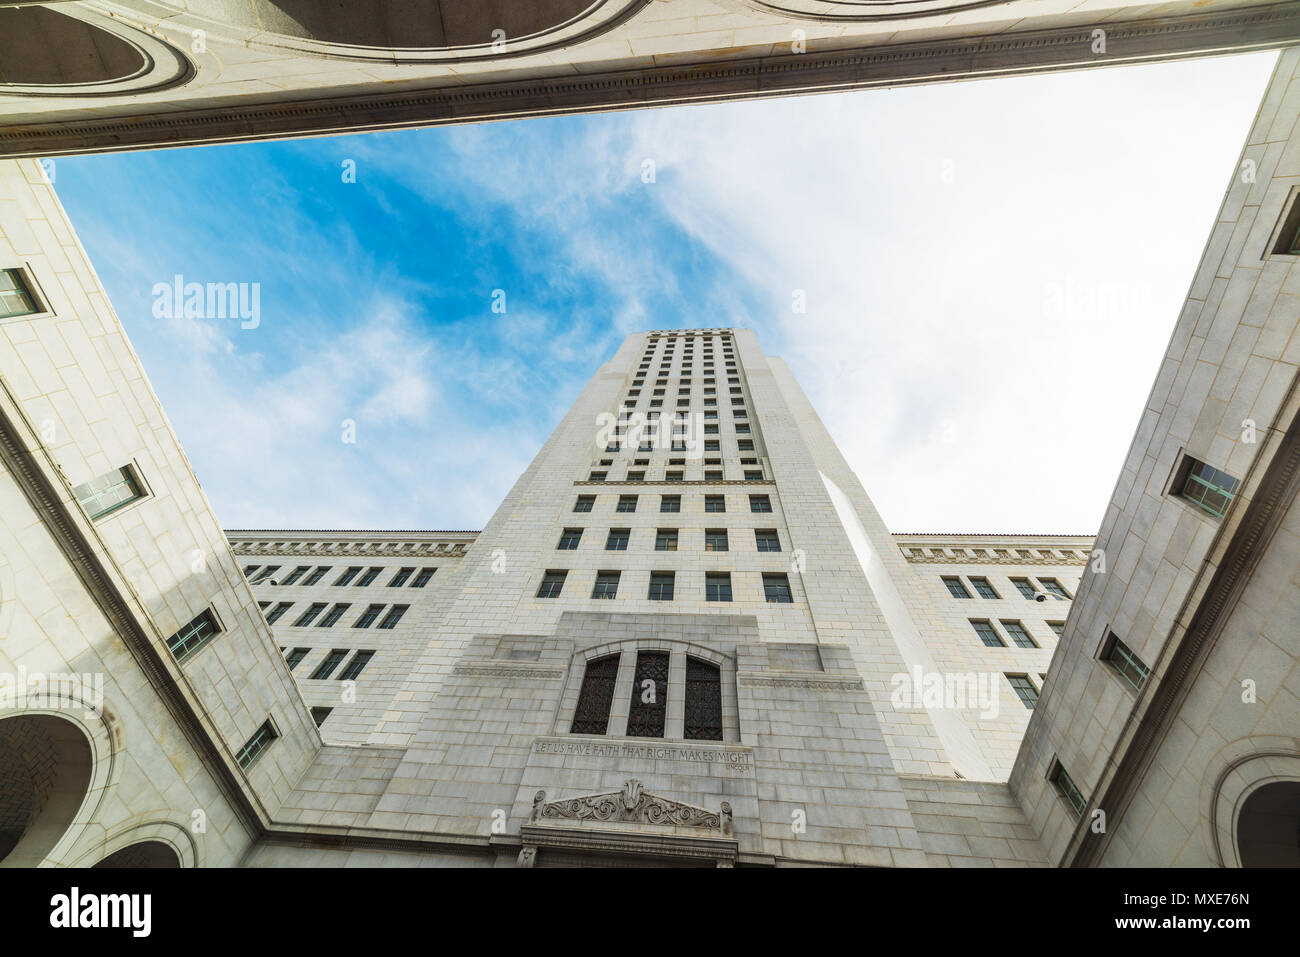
607,652,637,737
666,649,686,739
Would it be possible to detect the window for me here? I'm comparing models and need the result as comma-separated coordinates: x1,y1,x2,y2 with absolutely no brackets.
411,567,436,587
310,707,332,727
942,576,971,599
73,465,145,520
242,565,259,579
303,566,330,586
1047,621,1066,638
1101,633,1150,691
558,528,583,550
970,620,1005,647
285,647,310,671
571,655,620,734
684,658,723,740
970,577,999,599
251,566,282,584
704,495,726,513
1009,577,1039,600
763,573,793,603
1000,620,1037,648
1006,674,1038,709
589,470,608,481
574,495,595,513
606,528,630,550
704,528,729,552
280,566,310,586
627,651,669,737
0,268,39,318
166,609,221,660
660,494,681,513
648,571,675,601
706,572,732,602
265,602,293,624
705,441,719,451
235,720,278,770
310,649,349,679
627,471,645,482
356,567,382,587
354,604,384,628
704,470,723,481
293,603,327,627
377,605,408,629
339,650,375,681
318,603,349,627
744,470,762,480
537,570,567,598
755,529,781,552
665,470,683,482
617,495,638,512
738,440,754,451
736,424,750,434
388,567,414,587
592,571,621,599
1038,578,1071,600
655,528,678,551
749,494,772,513
334,567,361,586
1175,456,1240,518
1051,761,1087,816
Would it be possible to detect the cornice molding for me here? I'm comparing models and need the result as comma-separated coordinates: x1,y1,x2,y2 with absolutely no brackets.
4,4,1298,156
230,538,470,558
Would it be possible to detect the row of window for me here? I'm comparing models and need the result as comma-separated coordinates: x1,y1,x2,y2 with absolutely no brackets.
558,526,782,552
571,652,723,740
246,564,436,588
282,646,375,681
943,575,1072,601
260,601,408,630
537,569,793,603
593,466,765,481
968,618,1049,649
575,493,772,513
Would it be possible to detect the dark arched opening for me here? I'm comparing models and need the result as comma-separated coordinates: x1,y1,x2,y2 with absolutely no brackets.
1238,781,1300,867
0,714,93,866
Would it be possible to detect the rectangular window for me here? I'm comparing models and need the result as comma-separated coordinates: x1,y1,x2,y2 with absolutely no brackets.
627,470,645,482
166,609,221,660
942,576,971,599
285,647,310,671
310,649,349,679
660,495,681,513
318,603,349,627
736,424,750,434
0,268,39,318
648,571,675,601
388,567,414,587
377,605,408,629
763,573,793,603
704,495,726,513
243,565,259,579
356,567,382,587
1175,456,1240,518
235,720,278,770
73,465,145,520
706,572,732,602
1000,620,1037,648
574,495,595,513
1038,578,1072,600
293,603,327,627
303,566,330,586
339,650,375,681
252,565,282,584
558,528,583,550
616,495,638,513
334,567,362,586
353,604,384,628
655,528,678,551
1048,621,1066,638
755,529,781,552
738,440,754,451
1006,674,1038,709
970,576,999,599
591,571,620,600
280,566,310,586
970,620,1005,647
1009,577,1038,599
537,570,567,599
744,470,762,480
749,495,772,513
310,707,332,727
606,528,630,550
665,471,683,482
411,567,436,588
589,471,607,481
705,470,723,481
1051,761,1087,817
1101,633,1150,691
704,528,729,552
265,602,293,624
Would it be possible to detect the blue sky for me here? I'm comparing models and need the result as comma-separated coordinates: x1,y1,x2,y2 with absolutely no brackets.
52,51,1278,534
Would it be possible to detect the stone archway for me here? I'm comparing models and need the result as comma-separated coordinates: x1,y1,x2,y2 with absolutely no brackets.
0,714,92,866
93,840,182,868
1237,781,1300,867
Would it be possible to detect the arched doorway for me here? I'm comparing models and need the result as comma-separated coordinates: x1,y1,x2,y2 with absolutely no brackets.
0,714,93,866
1237,781,1300,867
93,841,181,868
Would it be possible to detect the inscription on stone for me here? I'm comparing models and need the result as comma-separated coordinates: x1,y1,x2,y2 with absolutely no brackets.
533,740,752,772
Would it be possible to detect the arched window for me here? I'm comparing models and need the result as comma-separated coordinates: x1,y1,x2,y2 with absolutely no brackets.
684,658,723,741
627,652,669,738
570,655,620,735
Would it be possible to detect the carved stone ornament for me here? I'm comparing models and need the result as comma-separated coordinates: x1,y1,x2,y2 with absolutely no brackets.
532,779,733,834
